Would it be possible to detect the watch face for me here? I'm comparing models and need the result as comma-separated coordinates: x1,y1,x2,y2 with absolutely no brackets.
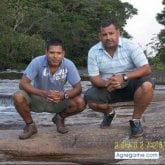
124,76,128,80
123,75,128,81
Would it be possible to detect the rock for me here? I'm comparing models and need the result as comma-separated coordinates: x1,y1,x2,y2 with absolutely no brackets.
0,80,165,164
0,99,165,164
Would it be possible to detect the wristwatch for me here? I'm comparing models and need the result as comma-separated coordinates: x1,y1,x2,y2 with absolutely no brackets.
122,74,128,82
64,92,69,99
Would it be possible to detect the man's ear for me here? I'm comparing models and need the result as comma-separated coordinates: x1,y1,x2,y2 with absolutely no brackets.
98,33,101,40
63,50,65,56
117,29,120,36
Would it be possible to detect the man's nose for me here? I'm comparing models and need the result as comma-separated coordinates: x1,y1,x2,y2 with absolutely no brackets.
53,53,59,57
107,34,111,40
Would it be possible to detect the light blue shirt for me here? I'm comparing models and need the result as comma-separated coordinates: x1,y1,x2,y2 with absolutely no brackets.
23,55,80,91
87,37,149,80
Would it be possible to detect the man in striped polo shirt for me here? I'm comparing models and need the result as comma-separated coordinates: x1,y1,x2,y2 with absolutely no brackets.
84,19,154,137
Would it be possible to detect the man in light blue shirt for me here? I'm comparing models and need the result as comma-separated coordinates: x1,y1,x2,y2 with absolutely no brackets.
13,38,86,139
88,37,149,80
24,55,80,91
84,19,154,137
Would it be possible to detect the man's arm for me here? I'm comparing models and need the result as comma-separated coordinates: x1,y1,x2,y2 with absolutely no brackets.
19,75,47,98
125,64,151,80
90,64,151,90
64,81,82,98
46,81,81,103
107,64,151,91
89,75,108,88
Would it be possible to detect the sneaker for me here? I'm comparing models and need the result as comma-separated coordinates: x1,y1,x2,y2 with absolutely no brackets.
129,120,143,137
19,123,37,140
52,114,68,134
100,111,116,128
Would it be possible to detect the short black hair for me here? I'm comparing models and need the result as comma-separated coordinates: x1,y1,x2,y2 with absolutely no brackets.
46,38,65,51
100,19,119,29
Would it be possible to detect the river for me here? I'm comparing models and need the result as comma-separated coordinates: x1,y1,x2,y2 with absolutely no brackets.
0,79,103,126
0,79,165,126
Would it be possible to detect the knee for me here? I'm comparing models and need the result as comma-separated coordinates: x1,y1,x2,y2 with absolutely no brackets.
141,82,153,93
135,82,153,97
13,92,25,104
75,96,86,112
88,102,97,109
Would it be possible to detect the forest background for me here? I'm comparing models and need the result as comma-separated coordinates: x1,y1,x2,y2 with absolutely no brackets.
0,0,164,70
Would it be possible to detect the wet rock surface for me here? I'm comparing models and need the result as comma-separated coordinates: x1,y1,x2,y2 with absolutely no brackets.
0,80,165,164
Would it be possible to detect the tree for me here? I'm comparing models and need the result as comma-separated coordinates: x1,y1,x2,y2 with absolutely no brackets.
50,0,137,65
156,0,165,63
0,0,137,69
0,0,47,69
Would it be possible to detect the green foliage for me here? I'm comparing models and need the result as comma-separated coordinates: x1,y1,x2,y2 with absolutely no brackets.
0,30,45,69
148,56,161,70
148,55,165,71
155,0,165,63
0,0,137,69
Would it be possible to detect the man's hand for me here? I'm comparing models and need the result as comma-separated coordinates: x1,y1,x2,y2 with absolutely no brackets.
47,90,64,103
107,74,123,92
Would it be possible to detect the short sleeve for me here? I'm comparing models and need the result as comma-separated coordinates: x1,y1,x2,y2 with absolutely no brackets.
23,58,39,80
130,44,149,67
87,49,100,77
67,61,81,85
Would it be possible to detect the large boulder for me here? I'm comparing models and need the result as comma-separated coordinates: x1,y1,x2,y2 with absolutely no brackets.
0,98,165,164
0,79,165,164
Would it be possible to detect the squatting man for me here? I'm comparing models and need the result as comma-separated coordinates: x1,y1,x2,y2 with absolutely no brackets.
13,38,86,139
84,19,154,137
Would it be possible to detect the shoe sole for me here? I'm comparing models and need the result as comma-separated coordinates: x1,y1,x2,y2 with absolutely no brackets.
19,130,37,140
131,132,144,138
52,115,69,134
57,128,69,134
100,113,116,129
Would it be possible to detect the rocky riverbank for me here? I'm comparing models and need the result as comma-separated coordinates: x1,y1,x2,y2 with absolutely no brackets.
0,87,165,164
0,79,165,164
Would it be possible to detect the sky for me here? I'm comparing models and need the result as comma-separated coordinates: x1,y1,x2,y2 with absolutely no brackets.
121,0,164,51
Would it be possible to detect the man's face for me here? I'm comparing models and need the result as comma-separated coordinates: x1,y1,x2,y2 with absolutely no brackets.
99,24,120,50
46,45,65,67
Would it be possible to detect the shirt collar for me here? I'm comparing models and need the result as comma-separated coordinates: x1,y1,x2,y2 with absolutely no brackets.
43,55,48,67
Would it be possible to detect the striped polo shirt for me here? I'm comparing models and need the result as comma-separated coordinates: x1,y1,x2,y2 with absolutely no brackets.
87,37,149,80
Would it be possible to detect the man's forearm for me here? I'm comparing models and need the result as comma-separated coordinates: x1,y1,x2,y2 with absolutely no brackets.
126,65,151,80
19,83,47,98
90,76,108,88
